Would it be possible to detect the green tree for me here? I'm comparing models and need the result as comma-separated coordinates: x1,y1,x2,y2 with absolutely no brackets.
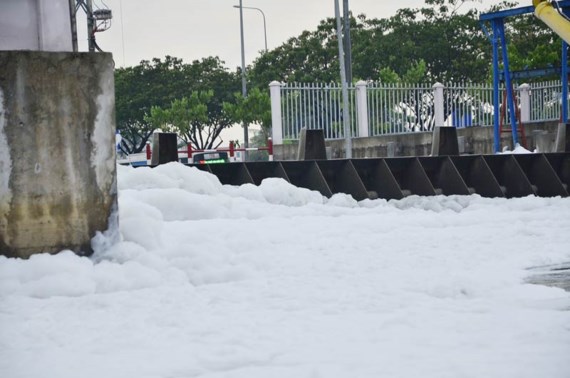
145,91,237,150
114,56,240,153
248,1,497,85
224,88,272,141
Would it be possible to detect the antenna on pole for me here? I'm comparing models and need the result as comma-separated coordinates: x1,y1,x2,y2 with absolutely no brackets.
70,0,113,52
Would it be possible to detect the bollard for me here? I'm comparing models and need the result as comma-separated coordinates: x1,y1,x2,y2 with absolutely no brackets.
297,128,327,160
150,133,178,165
554,123,570,152
431,126,460,156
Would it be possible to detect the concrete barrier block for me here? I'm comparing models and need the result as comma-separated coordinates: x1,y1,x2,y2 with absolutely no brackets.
431,126,459,156
555,123,570,152
297,129,327,160
150,132,179,165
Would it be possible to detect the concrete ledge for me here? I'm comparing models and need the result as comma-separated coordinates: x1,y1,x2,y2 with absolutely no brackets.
274,122,560,160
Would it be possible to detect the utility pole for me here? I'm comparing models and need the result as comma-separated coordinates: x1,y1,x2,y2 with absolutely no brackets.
343,0,352,84
69,0,78,51
335,0,352,158
86,0,95,52
238,0,249,153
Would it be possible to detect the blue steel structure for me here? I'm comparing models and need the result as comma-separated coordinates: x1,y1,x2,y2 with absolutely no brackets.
480,1,570,152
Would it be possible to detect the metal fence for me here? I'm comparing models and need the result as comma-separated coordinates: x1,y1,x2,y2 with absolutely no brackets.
277,80,567,141
529,80,565,122
443,82,496,128
281,82,358,140
367,82,434,135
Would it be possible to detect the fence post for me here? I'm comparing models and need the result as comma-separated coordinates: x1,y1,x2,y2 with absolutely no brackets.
269,81,283,145
518,83,531,123
433,82,445,127
356,80,369,137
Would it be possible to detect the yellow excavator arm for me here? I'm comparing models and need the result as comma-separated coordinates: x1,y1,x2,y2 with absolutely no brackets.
533,0,570,44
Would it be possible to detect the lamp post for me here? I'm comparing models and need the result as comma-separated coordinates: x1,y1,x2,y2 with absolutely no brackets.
334,0,352,158
234,3,267,156
237,0,248,152
233,5,268,52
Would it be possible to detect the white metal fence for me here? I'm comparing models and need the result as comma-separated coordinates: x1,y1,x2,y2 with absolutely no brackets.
529,80,565,122
280,82,358,140
269,80,568,143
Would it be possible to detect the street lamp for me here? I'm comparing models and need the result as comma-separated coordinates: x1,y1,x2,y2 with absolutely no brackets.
233,2,268,155
233,5,268,52
236,0,248,152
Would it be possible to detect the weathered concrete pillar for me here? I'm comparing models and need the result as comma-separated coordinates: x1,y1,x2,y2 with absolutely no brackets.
0,51,118,258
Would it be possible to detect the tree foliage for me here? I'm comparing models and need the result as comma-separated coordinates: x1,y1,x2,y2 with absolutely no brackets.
144,91,234,149
224,88,272,140
115,56,240,153
248,0,561,86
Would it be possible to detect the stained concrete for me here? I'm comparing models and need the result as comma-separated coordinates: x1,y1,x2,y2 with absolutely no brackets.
0,51,117,258
274,121,560,160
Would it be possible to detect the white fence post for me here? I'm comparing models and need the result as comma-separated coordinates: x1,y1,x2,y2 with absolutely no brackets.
269,81,283,144
518,83,531,123
433,82,445,127
356,80,369,137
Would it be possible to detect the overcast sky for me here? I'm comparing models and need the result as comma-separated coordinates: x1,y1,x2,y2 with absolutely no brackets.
82,0,509,70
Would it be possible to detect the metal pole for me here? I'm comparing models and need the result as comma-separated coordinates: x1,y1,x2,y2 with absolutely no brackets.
69,0,78,51
562,41,568,123
498,21,519,147
343,0,352,83
86,0,95,52
238,0,249,152
335,0,352,158
233,6,267,52
260,8,268,52
491,21,501,153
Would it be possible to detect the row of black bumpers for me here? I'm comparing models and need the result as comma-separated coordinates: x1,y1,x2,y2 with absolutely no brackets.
187,153,570,200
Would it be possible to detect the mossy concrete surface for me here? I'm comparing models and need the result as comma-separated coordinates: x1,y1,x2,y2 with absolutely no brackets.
0,51,118,258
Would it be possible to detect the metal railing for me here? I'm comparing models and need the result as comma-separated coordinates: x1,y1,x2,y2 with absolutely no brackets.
272,80,568,142
529,80,565,122
367,82,434,135
443,82,496,128
281,82,358,140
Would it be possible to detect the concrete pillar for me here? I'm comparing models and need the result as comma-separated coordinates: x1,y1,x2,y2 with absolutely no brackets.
269,81,283,145
433,82,445,127
518,83,531,123
0,0,73,51
0,51,118,258
356,80,369,137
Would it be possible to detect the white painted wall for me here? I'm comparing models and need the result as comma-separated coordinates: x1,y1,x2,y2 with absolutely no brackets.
0,0,72,51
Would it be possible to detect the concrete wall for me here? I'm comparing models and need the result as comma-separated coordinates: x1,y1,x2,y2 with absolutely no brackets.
0,0,72,51
274,122,560,160
0,51,117,258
